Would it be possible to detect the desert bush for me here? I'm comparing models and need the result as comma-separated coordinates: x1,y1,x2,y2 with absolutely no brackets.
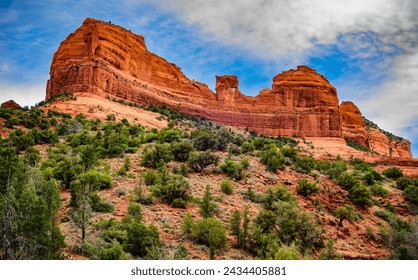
294,156,316,174
188,150,219,173
171,141,194,162
334,205,358,226
272,201,324,253
125,222,161,258
241,141,255,154
151,174,190,207
219,158,247,181
336,172,359,191
141,170,159,186
190,129,218,151
349,185,372,207
191,218,226,260
80,170,112,190
404,184,418,204
396,177,412,190
370,185,389,198
140,143,173,168
382,167,404,180
296,179,319,196
259,144,285,173
89,192,114,212
264,185,297,210
319,240,342,260
220,179,234,195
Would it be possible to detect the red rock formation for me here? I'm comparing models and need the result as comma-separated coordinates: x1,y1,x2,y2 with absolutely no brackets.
340,101,412,157
1,100,22,110
46,18,342,138
366,129,412,158
340,101,367,147
46,18,412,157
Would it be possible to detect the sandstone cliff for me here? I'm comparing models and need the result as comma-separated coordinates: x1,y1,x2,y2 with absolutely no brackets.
340,101,368,147
46,18,412,158
46,18,342,138
1,100,22,110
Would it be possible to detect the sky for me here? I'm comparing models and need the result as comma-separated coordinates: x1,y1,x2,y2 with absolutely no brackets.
0,0,417,157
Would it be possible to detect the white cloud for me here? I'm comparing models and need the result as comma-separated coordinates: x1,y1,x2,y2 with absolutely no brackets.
147,0,410,59
360,51,418,139
0,83,45,107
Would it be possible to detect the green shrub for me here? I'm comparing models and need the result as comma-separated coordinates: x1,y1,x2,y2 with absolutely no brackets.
350,185,372,207
220,180,234,195
191,218,226,259
127,201,143,222
264,185,297,210
382,167,403,180
219,158,247,180
296,179,319,196
188,150,219,173
319,240,342,260
259,145,285,173
182,213,194,236
241,141,255,154
280,145,299,161
98,239,128,260
158,128,181,143
5,117,20,128
294,156,316,174
140,143,173,168
89,192,114,213
404,184,418,204
151,174,190,207
141,170,159,186
336,172,359,191
363,171,375,185
334,205,358,226
125,222,161,258
272,201,324,253
133,187,153,205
396,177,412,190
171,141,194,162
370,185,389,198
190,129,218,151
80,170,112,190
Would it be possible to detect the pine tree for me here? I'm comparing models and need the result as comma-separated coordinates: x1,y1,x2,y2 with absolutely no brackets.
199,185,217,218
229,210,241,246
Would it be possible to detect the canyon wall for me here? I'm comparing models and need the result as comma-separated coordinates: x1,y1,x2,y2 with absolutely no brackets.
46,18,411,158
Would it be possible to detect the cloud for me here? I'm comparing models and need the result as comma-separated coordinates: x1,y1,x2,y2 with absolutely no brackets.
361,51,418,138
146,0,411,58
0,82,45,107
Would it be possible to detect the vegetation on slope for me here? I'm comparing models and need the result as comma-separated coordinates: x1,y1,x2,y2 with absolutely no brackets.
0,104,417,260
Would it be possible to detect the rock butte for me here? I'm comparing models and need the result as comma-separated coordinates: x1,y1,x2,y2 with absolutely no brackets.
1,100,22,110
46,18,412,158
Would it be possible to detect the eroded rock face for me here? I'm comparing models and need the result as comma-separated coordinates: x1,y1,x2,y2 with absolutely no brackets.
1,100,22,110
46,18,412,157
340,101,367,147
340,101,412,158
366,129,412,158
46,18,342,138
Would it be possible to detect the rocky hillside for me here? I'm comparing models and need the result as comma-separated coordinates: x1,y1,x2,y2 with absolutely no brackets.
46,18,411,158
0,103,417,260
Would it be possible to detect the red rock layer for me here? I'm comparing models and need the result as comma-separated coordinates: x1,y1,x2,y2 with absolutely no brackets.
46,18,342,138
366,129,412,158
340,101,367,147
1,100,22,110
